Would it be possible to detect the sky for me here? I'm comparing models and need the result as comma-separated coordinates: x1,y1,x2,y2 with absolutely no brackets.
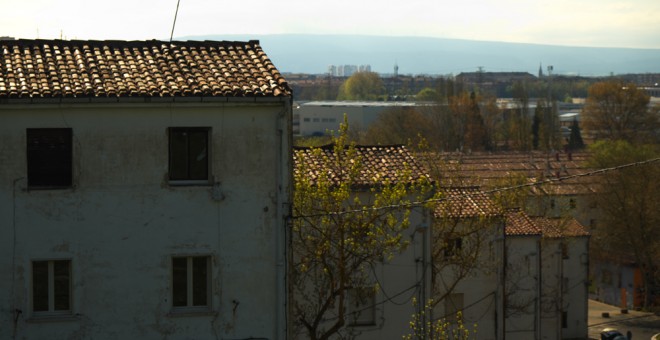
2,0,659,49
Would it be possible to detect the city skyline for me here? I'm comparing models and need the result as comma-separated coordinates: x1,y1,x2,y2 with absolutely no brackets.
1,0,659,50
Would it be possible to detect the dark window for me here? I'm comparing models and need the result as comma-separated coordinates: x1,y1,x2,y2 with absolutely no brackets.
168,128,210,182
32,260,71,314
444,234,463,258
348,287,376,326
172,256,210,308
561,311,568,328
27,128,72,188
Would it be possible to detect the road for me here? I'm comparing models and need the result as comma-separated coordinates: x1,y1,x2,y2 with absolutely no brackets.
588,299,660,339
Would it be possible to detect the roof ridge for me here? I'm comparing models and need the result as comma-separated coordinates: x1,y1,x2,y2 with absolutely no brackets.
0,39,290,99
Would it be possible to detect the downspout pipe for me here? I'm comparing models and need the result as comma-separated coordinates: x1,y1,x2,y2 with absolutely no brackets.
275,97,293,340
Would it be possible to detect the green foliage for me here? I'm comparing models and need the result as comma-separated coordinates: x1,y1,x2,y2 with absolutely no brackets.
416,87,441,101
404,298,476,340
587,140,660,309
507,82,531,151
362,107,434,145
337,71,385,100
292,119,433,339
532,105,542,150
294,135,334,147
582,80,657,143
489,173,529,211
414,91,497,152
567,118,585,150
533,99,561,151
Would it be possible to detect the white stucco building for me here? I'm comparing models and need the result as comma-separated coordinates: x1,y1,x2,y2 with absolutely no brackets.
292,144,433,339
0,39,292,339
289,146,591,339
294,101,425,136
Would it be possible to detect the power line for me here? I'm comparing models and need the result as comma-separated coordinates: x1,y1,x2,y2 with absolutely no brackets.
169,0,181,43
292,157,660,219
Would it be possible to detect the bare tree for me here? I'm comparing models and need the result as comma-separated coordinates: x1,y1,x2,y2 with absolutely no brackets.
587,140,660,309
291,121,433,339
582,80,659,143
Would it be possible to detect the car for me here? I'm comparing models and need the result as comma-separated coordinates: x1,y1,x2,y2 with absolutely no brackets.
600,328,628,340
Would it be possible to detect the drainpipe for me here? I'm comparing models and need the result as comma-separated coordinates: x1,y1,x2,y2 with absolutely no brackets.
275,98,293,340
11,177,25,340
558,241,564,340
420,213,428,340
500,220,506,340
536,237,542,340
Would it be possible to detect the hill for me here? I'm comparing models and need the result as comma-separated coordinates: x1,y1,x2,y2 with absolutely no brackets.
179,34,660,77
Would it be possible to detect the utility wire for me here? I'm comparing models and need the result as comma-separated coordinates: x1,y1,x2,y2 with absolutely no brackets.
169,0,181,43
292,157,660,219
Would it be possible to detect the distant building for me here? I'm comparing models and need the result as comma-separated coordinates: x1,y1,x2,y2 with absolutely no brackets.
619,73,660,87
456,71,536,85
328,64,370,77
294,101,427,136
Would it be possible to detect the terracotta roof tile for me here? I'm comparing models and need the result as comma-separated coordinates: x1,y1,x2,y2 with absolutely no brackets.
0,39,291,99
434,187,502,218
438,151,601,195
505,208,541,236
531,216,590,238
293,144,430,188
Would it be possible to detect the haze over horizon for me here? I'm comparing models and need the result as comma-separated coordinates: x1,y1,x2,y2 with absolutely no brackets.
183,34,660,77
2,0,659,50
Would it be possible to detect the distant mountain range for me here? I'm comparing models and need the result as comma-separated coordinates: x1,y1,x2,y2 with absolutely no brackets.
178,34,660,77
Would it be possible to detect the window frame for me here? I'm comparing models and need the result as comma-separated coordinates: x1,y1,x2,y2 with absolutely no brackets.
31,259,72,317
171,255,212,313
168,127,212,185
26,128,73,189
443,233,463,259
347,286,377,327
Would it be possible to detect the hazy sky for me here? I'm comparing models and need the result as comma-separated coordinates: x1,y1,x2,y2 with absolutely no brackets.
2,0,659,49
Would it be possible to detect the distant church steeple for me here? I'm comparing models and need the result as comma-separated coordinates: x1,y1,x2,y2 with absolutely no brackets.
538,63,544,78
394,62,399,78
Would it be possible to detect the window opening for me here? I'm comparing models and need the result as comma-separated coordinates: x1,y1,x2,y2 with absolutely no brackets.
32,260,71,314
168,127,210,182
172,256,211,309
348,287,376,326
27,128,72,188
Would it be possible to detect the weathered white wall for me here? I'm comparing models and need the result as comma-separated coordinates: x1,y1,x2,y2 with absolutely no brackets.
432,219,505,340
526,193,600,230
540,239,562,340
0,100,291,339
346,203,431,340
296,192,432,340
561,236,589,340
505,236,541,340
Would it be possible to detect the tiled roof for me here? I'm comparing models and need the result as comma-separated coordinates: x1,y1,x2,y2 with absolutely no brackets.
531,216,590,238
505,208,541,236
0,39,291,99
293,144,431,188
434,187,502,218
438,151,601,195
